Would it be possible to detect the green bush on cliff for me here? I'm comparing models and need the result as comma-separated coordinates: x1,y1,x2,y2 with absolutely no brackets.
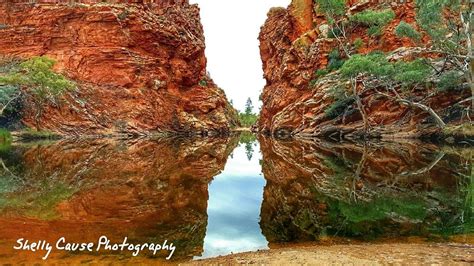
349,9,395,36
340,53,393,78
0,56,74,118
393,59,431,87
438,71,464,91
341,53,431,87
395,21,422,42
315,0,346,22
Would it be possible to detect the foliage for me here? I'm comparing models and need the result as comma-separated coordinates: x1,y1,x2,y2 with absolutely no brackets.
244,97,254,115
438,71,464,92
349,9,395,36
315,69,330,78
314,0,346,23
327,49,346,71
309,49,346,87
0,181,76,220
239,98,258,127
198,79,207,87
337,196,427,223
0,57,74,100
325,96,355,119
353,38,364,49
340,53,393,78
0,56,74,119
239,113,258,127
239,131,257,161
0,128,11,141
415,0,457,41
341,54,431,87
0,128,11,152
395,21,422,42
393,59,431,87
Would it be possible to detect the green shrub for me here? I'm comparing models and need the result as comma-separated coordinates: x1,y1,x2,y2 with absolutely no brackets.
0,56,74,103
350,9,396,36
395,21,422,41
309,78,319,88
239,113,258,127
327,27,343,38
340,53,393,78
325,85,354,119
327,49,346,71
198,79,207,87
341,54,431,86
438,71,463,91
315,0,346,22
350,9,396,27
393,59,431,86
353,38,364,49
117,9,129,20
325,96,355,119
315,69,330,77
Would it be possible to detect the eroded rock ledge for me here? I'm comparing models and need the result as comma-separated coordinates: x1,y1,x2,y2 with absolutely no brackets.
0,1,239,136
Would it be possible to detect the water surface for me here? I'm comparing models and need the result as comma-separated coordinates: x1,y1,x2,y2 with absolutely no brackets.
0,134,471,263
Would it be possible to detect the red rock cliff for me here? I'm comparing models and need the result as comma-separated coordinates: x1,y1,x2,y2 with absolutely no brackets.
0,1,239,136
258,0,470,139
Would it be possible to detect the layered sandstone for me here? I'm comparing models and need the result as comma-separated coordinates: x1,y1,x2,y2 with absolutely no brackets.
258,0,470,139
0,1,239,136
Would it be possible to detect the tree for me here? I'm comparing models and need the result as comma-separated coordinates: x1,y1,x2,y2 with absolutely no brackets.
244,97,254,115
400,0,473,111
340,54,447,128
315,0,351,56
0,56,74,126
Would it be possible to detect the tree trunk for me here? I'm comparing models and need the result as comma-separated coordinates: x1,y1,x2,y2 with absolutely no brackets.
351,78,369,133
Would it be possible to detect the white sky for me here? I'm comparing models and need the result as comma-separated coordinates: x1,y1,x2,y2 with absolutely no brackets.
189,0,291,113
196,142,268,259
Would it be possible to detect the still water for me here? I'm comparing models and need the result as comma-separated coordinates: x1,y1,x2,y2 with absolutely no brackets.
0,133,472,263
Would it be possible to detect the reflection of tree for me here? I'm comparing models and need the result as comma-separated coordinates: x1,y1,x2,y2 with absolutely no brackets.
239,132,257,161
259,137,473,243
245,142,254,161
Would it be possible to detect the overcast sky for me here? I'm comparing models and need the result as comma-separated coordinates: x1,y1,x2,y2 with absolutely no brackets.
189,0,291,113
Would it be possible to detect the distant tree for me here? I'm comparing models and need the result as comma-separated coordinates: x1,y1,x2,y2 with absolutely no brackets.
238,98,258,127
244,97,254,115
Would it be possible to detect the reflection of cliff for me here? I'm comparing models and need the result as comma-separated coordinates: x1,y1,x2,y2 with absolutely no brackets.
0,137,238,262
259,137,473,243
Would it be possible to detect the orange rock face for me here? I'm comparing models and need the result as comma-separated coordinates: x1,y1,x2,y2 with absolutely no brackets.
258,0,469,139
0,137,238,262
0,1,239,135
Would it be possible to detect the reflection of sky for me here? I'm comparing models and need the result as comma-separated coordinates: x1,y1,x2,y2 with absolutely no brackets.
196,142,268,259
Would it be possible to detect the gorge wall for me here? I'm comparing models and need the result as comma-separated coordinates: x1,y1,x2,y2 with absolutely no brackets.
0,1,239,136
258,0,470,139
